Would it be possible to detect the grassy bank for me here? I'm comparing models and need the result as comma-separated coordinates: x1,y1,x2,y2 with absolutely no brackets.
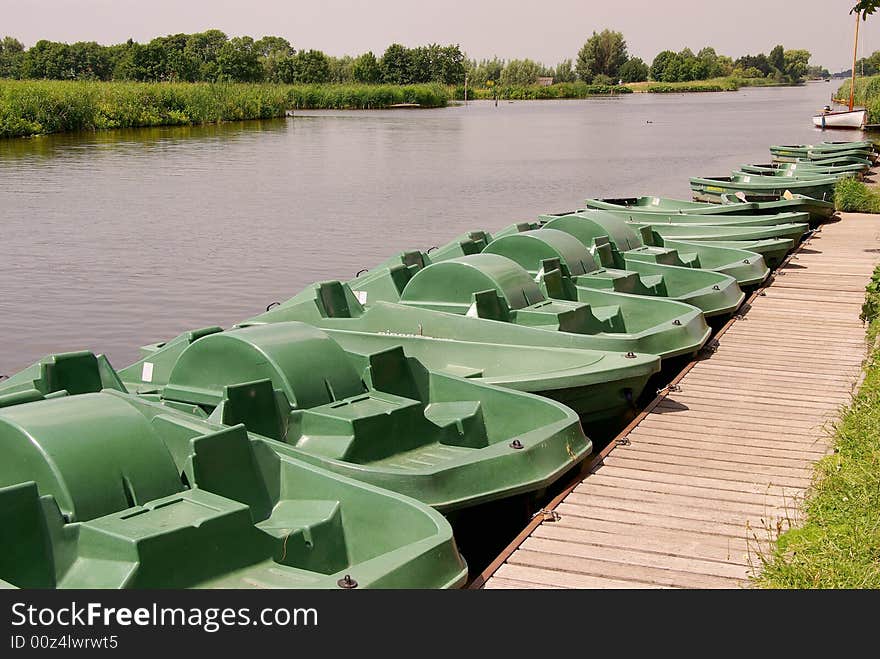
454,81,631,101
626,76,787,93
0,80,450,137
838,75,880,123
833,178,880,213
755,267,880,588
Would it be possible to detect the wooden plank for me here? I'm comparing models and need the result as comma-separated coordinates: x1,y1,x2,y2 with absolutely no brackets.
625,430,828,460
492,564,664,589
509,547,747,589
521,536,749,581
482,577,563,589
587,472,795,508
636,415,830,442
620,440,820,469
567,485,791,519
554,501,783,542
570,483,791,522
591,463,807,499
602,454,811,488
546,515,752,555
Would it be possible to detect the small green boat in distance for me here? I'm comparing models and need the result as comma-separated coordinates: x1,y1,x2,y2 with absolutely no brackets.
240,282,660,423
481,227,744,318
114,322,593,512
739,161,869,177
770,141,876,163
0,353,468,589
538,212,773,285
732,168,855,181
690,174,836,204
583,194,835,226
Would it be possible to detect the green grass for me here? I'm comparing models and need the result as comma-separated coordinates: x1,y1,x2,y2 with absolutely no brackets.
0,80,450,137
755,267,880,588
454,81,630,101
626,76,786,93
289,83,448,109
838,75,880,123
833,177,880,213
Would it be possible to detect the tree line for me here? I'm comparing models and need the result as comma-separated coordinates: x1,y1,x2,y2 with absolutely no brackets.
0,29,821,87
0,32,466,85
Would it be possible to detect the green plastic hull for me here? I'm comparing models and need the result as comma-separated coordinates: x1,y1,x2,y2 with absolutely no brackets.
593,208,811,228
689,175,836,204
538,212,772,286
583,195,835,226
114,322,594,512
0,359,469,589
239,284,660,422
347,252,710,359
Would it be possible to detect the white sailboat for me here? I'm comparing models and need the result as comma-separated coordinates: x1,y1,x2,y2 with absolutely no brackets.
813,11,868,130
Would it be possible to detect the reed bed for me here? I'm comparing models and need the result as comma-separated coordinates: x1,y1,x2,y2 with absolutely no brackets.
0,80,450,137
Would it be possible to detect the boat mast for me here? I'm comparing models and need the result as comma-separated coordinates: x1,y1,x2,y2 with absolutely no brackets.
850,11,860,111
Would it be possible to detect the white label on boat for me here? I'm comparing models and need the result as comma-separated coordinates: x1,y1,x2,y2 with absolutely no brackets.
651,197,660,206
790,164,797,170
534,267,544,284
465,302,479,317
141,362,154,383
783,190,794,200
354,290,368,304
742,175,751,183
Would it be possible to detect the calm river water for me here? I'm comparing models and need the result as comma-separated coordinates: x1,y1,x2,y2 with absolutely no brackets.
0,82,858,372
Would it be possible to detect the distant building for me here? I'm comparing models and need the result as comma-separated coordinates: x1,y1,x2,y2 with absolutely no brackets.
536,76,554,87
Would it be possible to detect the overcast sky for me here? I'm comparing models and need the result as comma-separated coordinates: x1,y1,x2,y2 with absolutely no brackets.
1,0,876,72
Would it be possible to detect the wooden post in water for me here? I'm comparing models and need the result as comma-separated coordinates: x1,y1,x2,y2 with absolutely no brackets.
464,73,468,105
850,11,860,111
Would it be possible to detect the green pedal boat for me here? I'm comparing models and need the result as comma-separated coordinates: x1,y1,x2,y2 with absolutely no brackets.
583,194,836,226
408,225,743,317
0,352,468,589
240,282,660,423
114,322,593,512
689,173,837,204
537,212,782,280
347,252,709,359
480,226,744,318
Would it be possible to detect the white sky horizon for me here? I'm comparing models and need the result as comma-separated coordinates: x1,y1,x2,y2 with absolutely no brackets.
0,1,875,73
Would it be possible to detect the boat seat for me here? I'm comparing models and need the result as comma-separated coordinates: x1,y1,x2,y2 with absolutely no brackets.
0,351,126,406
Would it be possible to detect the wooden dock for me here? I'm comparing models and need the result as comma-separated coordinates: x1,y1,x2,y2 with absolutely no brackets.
479,212,880,589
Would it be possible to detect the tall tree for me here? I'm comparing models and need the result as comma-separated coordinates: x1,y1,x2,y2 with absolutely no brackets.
650,50,675,81
553,59,577,83
768,44,785,73
500,59,543,86
352,51,381,83
216,36,263,82
576,30,628,82
184,29,228,81
291,49,330,83
0,36,25,78
853,1,880,18
783,49,811,83
21,40,74,79
618,57,648,82
380,44,412,84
